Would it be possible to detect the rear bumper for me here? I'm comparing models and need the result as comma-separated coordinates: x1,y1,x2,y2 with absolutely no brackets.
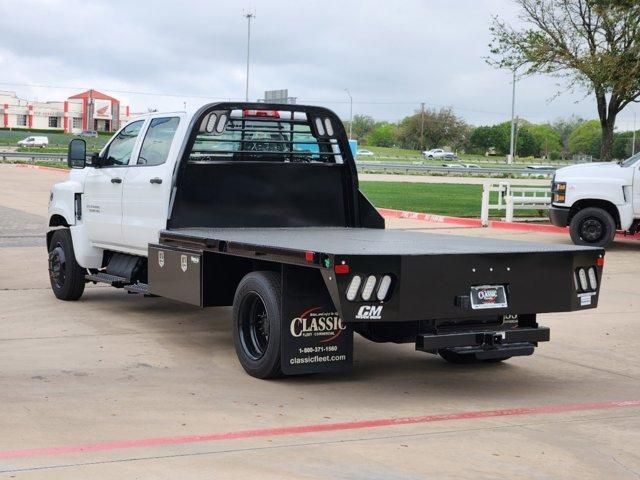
549,206,570,227
415,326,550,354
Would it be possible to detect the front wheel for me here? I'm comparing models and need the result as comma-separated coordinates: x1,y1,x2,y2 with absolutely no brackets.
569,207,616,248
48,229,86,300
232,271,283,379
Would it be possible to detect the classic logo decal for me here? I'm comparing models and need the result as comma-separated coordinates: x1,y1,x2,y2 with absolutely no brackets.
180,254,188,272
355,305,383,320
477,288,498,303
158,250,164,268
290,307,345,343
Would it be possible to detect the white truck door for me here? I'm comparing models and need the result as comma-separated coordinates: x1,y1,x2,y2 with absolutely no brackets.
122,116,181,254
83,120,145,248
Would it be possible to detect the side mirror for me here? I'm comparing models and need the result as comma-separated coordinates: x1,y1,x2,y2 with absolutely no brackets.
67,139,86,169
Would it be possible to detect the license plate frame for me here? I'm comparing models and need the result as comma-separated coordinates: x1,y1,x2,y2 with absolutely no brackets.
470,285,508,310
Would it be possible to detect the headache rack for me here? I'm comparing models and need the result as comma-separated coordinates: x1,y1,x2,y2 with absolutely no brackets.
188,106,347,164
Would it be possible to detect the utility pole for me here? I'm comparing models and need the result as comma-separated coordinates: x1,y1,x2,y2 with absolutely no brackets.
243,12,255,102
513,115,520,159
344,88,353,139
420,102,425,151
508,68,517,164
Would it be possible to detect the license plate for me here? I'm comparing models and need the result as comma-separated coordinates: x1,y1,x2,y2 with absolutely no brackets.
470,285,508,310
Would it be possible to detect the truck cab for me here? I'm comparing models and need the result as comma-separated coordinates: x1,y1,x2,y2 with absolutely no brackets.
549,153,640,247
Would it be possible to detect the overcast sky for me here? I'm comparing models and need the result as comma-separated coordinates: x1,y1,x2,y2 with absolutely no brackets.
0,0,637,129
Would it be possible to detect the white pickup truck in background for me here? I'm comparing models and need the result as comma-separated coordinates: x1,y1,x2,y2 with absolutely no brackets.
549,153,640,247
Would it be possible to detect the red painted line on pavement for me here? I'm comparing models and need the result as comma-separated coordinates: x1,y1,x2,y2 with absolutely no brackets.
378,207,483,227
15,164,68,174
378,207,640,239
1,400,638,461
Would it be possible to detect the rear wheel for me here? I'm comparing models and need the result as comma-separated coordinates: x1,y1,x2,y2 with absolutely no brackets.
569,207,616,248
48,229,86,300
232,271,283,379
438,349,511,364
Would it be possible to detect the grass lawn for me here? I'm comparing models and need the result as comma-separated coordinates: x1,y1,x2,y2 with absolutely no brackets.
0,130,108,150
360,181,546,218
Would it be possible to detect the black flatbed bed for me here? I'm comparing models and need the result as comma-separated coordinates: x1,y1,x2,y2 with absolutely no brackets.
160,227,592,256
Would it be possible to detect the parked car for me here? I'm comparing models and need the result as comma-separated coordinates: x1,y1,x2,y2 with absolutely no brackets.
423,148,457,159
356,149,374,157
17,136,49,148
77,130,98,138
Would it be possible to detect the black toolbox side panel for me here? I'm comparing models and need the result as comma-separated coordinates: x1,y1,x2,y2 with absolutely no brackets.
148,244,203,306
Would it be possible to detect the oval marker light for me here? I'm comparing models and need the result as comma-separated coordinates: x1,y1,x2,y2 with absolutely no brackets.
361,275,377,301
588,267,598,290
578,268,589,291
346,276,361,301
376,275,392,301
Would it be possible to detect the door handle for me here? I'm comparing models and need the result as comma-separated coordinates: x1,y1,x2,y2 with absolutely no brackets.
111,177,122,184
150,177,163,184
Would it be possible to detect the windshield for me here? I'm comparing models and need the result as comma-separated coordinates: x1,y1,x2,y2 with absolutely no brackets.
621,152,640,167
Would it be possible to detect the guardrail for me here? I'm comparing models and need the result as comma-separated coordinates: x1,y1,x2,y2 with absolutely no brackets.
480,181,551,225
1,152,557,177
0,151,67,162
356,161,556,176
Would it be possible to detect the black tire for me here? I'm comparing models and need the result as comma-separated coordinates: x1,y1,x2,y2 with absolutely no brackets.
48,229,86,300
438,349,511,364
569,207,616,248
232,271,283,379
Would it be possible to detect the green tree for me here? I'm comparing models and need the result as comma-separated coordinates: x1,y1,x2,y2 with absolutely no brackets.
367,123,397,147
349,114,376,141
528,124,562,157
489,0,640,160
568,120,602,157
552,116,585,158
396,107,469,151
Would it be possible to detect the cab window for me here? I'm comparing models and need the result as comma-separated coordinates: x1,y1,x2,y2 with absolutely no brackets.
103,120,144,166
137,117,180,166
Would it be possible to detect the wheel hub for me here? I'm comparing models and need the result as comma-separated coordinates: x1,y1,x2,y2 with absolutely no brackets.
238,292,270,360
48,245,66,288
581,218,604,242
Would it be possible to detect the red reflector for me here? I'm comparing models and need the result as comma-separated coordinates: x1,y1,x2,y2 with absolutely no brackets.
596,257,604,266
334,264,350,274
305,251,315,262
242,109,280,118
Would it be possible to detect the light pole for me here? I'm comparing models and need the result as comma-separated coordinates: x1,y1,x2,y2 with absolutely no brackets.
344,88,353,139
633,112,637,156
243,12,255,102
420,102,425,151
508,68,517,164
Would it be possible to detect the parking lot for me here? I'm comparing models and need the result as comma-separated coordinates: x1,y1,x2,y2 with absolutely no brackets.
1,164,639,478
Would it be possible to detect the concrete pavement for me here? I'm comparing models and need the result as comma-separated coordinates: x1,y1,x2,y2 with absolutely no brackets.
0,164,638,479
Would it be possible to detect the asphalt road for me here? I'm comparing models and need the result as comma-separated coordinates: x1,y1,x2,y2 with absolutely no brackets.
0,164,638,479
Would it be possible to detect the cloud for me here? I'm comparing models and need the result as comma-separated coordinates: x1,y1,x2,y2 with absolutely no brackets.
0,0,637,128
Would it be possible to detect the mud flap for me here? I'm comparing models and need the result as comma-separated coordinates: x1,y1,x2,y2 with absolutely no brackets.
281,265,353,375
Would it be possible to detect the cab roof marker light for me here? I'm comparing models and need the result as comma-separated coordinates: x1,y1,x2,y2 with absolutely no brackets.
361,275,377,301
376,275,392,301
346,276,362,301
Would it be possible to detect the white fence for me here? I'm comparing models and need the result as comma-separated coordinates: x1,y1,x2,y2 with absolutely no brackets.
480,182,551,226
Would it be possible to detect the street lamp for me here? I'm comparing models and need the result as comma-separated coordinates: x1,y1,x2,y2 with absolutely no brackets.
508,68,517,164
344,88,353,139
243,12,255,102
